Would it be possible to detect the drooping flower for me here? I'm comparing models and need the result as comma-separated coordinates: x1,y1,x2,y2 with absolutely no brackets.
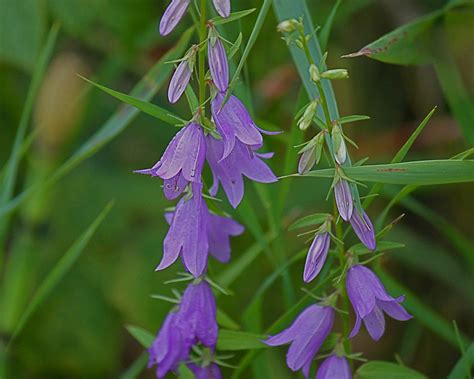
264,304,334,378
206,135,277,208
316,355,352,379
349,210,376,251
334,179,353,221
188,363,222,379
135,122,206,200
346,265,412,341
168,53,194,103
148,311,192,378
158,184,209,277
177,280,218,348
207,211,244,263
212,0,231,18
159,0,191,36
303,232,330,283
211,92,277,161
208,35,229,93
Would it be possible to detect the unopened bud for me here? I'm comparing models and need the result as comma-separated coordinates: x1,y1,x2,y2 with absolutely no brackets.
277,19,299,33
321,69,349,80
332,124,347,164
309,64,320,82
297,100,318,131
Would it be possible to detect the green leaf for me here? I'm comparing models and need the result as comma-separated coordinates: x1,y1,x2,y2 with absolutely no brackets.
126,324,154,348
319,0,341,52
217,308,240,330
8,202,113,343
217,330,266,351
211,9,256,25
80,75,185,125
304,160,474,185
343,11,442,65
178,364,196,379
288,213,331,231
0,0,46,71
0,28,193,221
0,24,60,265
350,241,405,255
356,361,427,379
448,343,474,379
119,353,148,379
337,114,371,124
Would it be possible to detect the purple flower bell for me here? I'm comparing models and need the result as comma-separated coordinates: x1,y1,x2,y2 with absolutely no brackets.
346,265,412,341
316,355,352,379
304,232,330,283
208,35,229,93
148,311,191,378
207,211,244,263
135,122,206,200
159,184,209,277
159,0,191,36
188,363,222,379
334,179,353,221
349,210,376,251
206,135,277,208
264,304,334,378
168,57,193,104
212,0,231,18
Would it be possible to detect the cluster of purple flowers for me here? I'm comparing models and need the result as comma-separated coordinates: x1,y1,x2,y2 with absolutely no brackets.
140,0,279,376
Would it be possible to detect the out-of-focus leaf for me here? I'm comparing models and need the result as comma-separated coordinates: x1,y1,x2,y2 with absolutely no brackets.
288,213,331,230
356,361,427,379
0,0,46,71
8,202,113,343
343,11,442,65
211,9,256,25
126,324,154,348
349,241,405,255
304,160,474,185
337,115,370,124
217,308,240,330
319,0,341,52
0,28,193,220
179,364,195,379
80,76,185,125
119,353,147,379
0,24,59,261
217,330,266,351
448,343,474,379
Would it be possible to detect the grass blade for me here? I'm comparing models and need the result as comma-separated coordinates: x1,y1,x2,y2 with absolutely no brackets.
448,343,474,379
319,0,342,52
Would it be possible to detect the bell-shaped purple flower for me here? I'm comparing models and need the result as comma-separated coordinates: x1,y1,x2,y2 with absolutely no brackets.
208,212,244,263
135,122,206,200
349,210,376,251
304,232,330,283
316,355,352,379
208,37,229,93
212,0,230,18
264,304,334,378
159,0,191,36
188,363,222,379
334,179,353,221
148,311,191,378
206,136,277,208
177,281,218,348
211,92,277,161
346,265,412,341
159,184,209,277
168,59,192,103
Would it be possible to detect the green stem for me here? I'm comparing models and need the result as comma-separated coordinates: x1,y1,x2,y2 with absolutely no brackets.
198,0,207,108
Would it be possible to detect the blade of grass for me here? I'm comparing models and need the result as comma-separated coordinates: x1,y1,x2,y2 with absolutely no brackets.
7,201,113,345
319,0,342,51
0,28,193,221
0,24,60,267
447,343,474,379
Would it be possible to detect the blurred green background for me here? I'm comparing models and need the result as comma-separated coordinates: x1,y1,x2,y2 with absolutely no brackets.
0,0,473,378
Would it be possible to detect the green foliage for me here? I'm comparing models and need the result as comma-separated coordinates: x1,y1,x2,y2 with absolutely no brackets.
356,361,427,379
217,330,266,351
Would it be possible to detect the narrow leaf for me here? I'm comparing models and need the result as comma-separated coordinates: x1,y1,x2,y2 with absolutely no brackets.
211,9,256,25
338,114,371,124
319,0,341,51
126,324,154,348
356,361,427,379
288,213,331,231
217,330,266,351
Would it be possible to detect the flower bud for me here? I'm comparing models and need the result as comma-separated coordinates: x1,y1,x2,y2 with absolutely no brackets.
332,123,347,164
297,100,318,131
321,69,349,80
277,19,299,33
309,64,320,82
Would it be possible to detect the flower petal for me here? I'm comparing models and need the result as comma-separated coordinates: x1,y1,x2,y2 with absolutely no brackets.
363,306,386,341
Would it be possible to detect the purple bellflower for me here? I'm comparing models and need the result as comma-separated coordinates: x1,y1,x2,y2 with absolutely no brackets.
334,179,353,221
212,0,231,18
264,304,334,378
188,363,222,379
208,35,229,93
159,184,209,277
304,231,330,283
211,92,279,161
349,210,376,251
177,280,218,348
316,355,352,379
159,0,191,36
168,57,193,103
148,311,191,378
206,135,277,208
135,122,206,200
346,265,412,341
